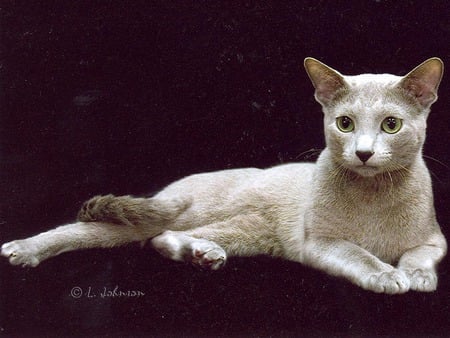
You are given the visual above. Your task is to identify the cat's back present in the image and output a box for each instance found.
[156,162,317,229]
[231,162,317,207]
[158,162,316,200]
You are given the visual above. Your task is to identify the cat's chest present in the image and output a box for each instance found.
[308,190,429,263]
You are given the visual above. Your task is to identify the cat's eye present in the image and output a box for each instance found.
[336,116,354,133]
[381,117,402,134]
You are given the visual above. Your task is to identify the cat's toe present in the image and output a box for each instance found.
[191,243,227,270]
[403,269,437,292]
[1,240,41,267]
[365,269,410,294]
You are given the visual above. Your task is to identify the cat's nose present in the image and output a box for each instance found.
[356,150,374,163]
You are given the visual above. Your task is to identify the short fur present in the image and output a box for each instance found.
[2,58,447,294]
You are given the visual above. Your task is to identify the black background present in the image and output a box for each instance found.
[1,1,450,337]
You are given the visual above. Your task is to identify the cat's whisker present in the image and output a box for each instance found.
[375,171,400,228]
[334,167,345,190]
[328,164,348,190]
[423,155,449,169]
[427,169,442,183]
[386,171,396,214]
[386,160,412,177]
[295,148,323,160]
[341,167,351,190]
[421,155,446,183]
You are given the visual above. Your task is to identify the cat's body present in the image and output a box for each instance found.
[2,58,447,294]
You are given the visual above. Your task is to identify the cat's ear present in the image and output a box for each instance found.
[399,58,444,108]
[304,58,347,106]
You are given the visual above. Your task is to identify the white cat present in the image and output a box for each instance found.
[2,58,447,294]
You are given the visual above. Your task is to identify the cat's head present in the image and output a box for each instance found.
[304,58,443,177]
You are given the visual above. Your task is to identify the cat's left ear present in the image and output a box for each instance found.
[399,58,444,108]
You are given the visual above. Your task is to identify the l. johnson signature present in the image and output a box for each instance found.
[70,286,145,299]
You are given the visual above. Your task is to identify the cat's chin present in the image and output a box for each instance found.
[350,165,381,177]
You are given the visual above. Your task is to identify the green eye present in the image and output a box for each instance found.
[336,116,354,132]
[381,117,402,134]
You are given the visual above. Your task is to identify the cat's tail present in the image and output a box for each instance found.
[77,194,191,227]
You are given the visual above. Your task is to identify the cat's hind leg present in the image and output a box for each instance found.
[152,231,227,270]
[2,194,192,267]
[151,214,280,270]
[1,221,157,267]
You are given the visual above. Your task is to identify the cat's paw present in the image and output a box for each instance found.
[1,240,41,267]
[364,269,410,294]
[402,268,437,292]
[191,242,226,270]
[152,231,227,270]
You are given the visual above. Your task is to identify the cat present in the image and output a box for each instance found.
[2,58,447,294]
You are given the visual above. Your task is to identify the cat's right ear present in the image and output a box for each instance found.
[304,58,347,106]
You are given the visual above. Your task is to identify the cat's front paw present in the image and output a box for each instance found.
[402,268,437,292]
[1,240,41,267]
[364,269,410,294]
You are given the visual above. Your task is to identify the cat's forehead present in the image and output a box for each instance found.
[334,98,406,118]
[343,74,406,109]
[330,74,412,118]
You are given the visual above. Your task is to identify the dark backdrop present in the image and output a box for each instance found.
[1,1,450,337]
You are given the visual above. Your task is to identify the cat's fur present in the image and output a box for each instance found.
[2,58,447,294]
